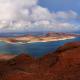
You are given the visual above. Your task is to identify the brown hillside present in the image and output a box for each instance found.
[0,41,80,80]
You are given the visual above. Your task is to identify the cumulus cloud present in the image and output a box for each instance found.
[31,6,52,21]
[0,0,37,21]
[0,0,79,33]
[54,10,77,19]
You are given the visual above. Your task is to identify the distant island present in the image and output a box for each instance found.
[0,32,79,44]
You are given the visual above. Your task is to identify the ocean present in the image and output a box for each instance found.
[0,37,80,57]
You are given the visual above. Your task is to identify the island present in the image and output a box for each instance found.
[0,32,79,44]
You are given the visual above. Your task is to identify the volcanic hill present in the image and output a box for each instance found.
[0,41,80,80]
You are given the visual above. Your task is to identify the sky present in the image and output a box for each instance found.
[0,0,80,33]
[39,0,80,13]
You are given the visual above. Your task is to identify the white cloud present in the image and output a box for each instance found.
[28,21,80,32]
[0,0,37,21]
[55,10,77,19]
[0,0,79,33]
[30,6,52,21]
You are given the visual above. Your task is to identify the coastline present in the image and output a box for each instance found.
[0,36,76,44]
[0,36,78,60]
[0,54,16,60]
[27,36,76,43]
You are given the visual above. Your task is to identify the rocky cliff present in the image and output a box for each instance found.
[0,41,80,80]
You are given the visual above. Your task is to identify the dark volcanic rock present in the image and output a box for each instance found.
[0,41,80,80]
[55,41,80,53]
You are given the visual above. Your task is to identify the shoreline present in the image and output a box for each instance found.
[0,54,16,60]
[0,36,76,44]
[27,36,76,43]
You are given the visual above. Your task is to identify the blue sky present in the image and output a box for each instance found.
[39,0,80,14]
[0,0,80,33]
[38,0,80,32]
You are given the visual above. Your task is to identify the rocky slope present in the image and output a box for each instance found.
[0,41,80,80]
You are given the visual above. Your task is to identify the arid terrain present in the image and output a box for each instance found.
[0,32,78,44]
[0,41,80,80]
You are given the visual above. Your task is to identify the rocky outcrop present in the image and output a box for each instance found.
[0,41,80,80]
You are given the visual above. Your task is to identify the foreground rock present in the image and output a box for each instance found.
[0,41,80,80]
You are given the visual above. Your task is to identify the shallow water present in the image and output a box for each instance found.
[0,37,80,57]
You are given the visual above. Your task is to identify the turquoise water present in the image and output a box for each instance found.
[0,37,80,57]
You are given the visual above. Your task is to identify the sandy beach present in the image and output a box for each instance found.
[0,35,76,44]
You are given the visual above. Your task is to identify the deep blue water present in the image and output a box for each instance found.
[0,37,80,57]
[0,31,80,37]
